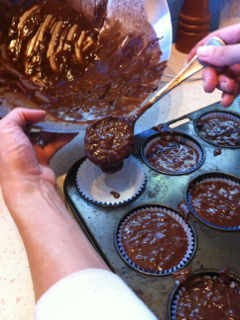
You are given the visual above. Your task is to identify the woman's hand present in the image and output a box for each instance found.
[188,23,240,107]
[0,108,76,200]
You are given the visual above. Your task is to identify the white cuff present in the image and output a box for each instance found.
[34,269,157,320]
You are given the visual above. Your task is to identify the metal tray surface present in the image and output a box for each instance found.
[64,99,240,320]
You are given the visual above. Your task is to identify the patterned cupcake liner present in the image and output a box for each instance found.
[186,172,240,231]
[141,131,205,175]
[194,110,240,148]
[168,269,240,320]
[76,155,146,207]
[115,204,197,276]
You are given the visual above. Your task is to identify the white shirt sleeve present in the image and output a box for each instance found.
[34,269,158,320]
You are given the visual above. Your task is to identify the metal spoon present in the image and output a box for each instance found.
[85,37,225,173]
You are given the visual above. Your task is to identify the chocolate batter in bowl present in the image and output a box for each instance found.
[168,269,240,320]
[0,0,172,132]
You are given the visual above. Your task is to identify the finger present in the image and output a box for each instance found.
[202,67,218,93]
[217,74,235,94]
[221,92,235,108]
[228,63,240,78]
[197,44,240,67]
[188,23,240,61]
[233,82,239,98]
[41,133,78,163]
[3,108,46,129]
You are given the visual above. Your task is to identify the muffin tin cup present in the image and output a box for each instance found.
[141,131,205,175]
[76,155,146,207]
[168,269,240,320]
[194,110,240,148]
[185,172,240,231]
[115,204,197,276]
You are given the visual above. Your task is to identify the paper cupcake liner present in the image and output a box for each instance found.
[116,205,197,276]
[195,111,240,148]
[186,173,240,231]
[169,270,240,320]
[76,155,146,207]
[141,132,204,175]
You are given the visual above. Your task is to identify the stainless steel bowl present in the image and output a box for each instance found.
[0,0,172,132]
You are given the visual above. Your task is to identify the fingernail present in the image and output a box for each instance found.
[197,46,214,58]
[221,82,230,93]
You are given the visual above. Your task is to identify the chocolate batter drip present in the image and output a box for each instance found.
[172,267,192,285]
[213,146,222,156]
[177,202,190,223]
[110,191,120,199]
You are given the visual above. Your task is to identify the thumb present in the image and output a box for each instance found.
[197,44,240,67]
[5,108,46,129]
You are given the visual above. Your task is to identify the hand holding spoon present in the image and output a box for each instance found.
[85,37,225,173]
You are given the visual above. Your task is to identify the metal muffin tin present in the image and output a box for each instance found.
[64,98,240,320]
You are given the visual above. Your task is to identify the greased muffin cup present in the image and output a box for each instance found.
[186,172,240,231]
[115,204,197,276]
[141,131,204,175]
[76,155,146,207]
[168,269,240,320]
[194,111,240,148]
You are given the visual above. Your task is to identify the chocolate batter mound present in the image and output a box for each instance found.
[196,116,240,147]
[189,180,240,228]
[175,274,240,320]
[120,210,189,272]
[85,116,134,173]
[0,1,166,122]
[145,137,200,174]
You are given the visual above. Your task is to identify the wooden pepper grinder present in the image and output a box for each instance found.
[175,0,210,54]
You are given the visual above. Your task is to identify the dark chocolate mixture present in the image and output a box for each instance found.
[110,191,120,199]
[177,201,190,223]
[190,180,240,228]
[196,116,240,147]
[176,274,240,320]
[146,137,199,173]
[213,146,222,156]
[0,0,166,123]
[85,116,134,173]
[121,210,188,272]
[172,267,193,285]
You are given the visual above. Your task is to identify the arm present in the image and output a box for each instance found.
[187,23,240,107]
[0,108,109,302]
